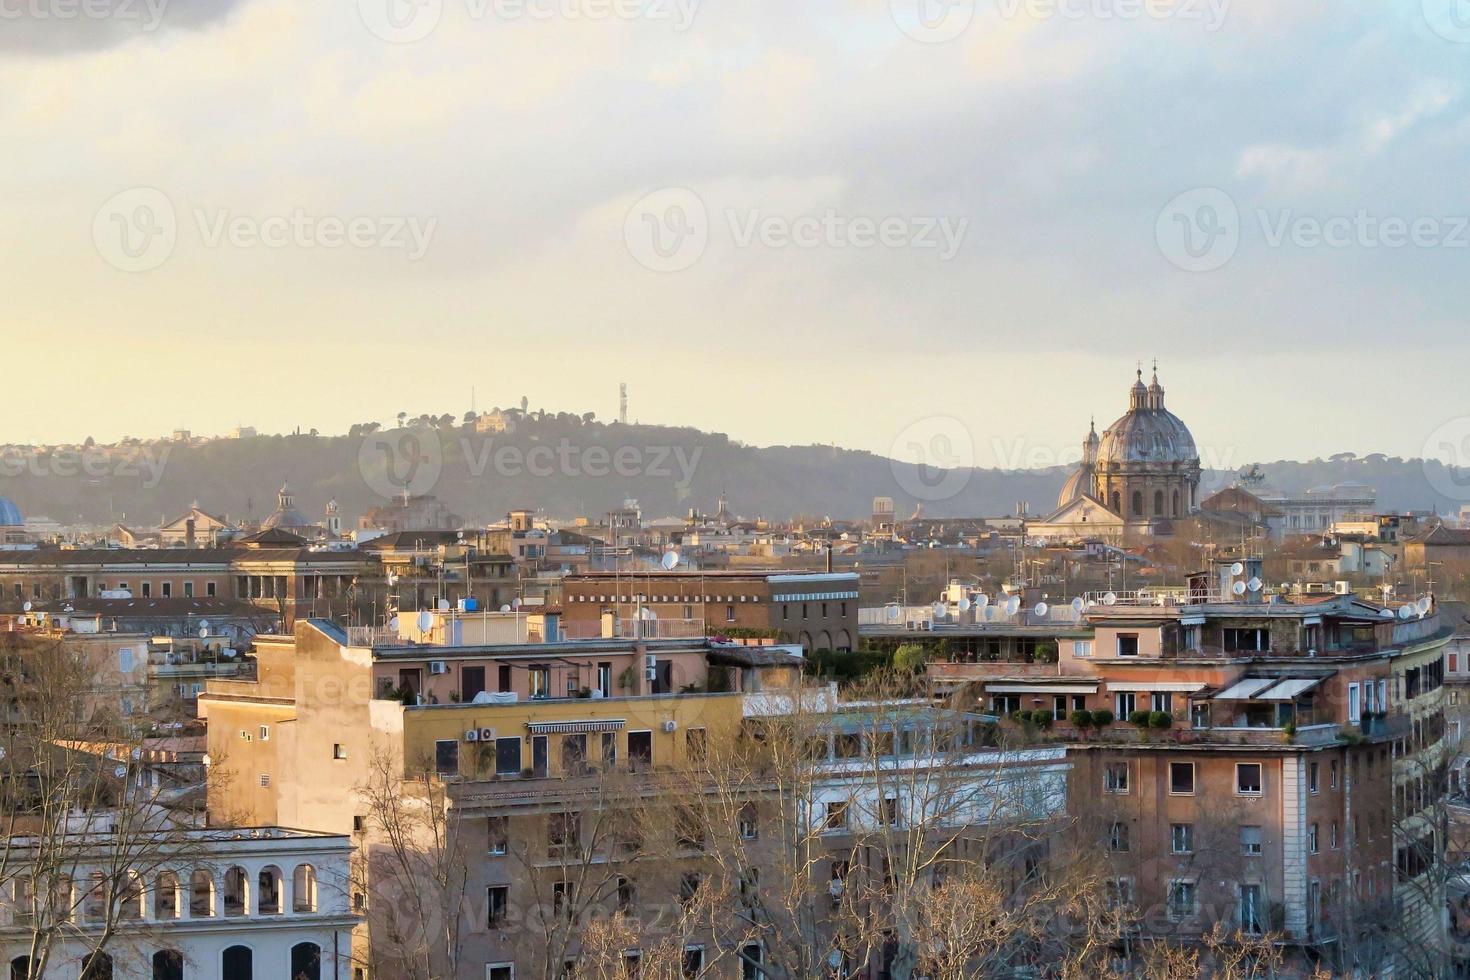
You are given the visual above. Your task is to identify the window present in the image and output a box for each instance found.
[1241,825,1263,856]
[1171,823,1194,854]
[1169,762,1195,795]
[601,731,617,768]
[738,804,758,841]
[1150,692,1172,714]
[495,737,522,777]
[1236,763,1262,795]
[207,582,217,597]
[726,605,735,623]
[682,946,704,979]
[880,796,899,827]
[1114,692,1136,718]
[333,743,347,760]
[487,816,508,855]
[435,740,460,777]
[529,667,550,698]
[1104,762,1129,794]
[548,812,580,858]
[1308,823,1319,854]
[627,731,653,769]
[487,886,508,927]
[1105,878,1133,910]
[1223,628,1267,653]
[824,800,849,832]
[1348,682,1361,724]
[561,734,588,774]
[1330,760,1339,789]
[1309,761,1319,793]
[161,582,172,597]
[462,666,486,700]
[1117,634,1139,657]
[552,880,576,919]
[1108,821,1129,852]
[1331,820,1339,849]
[353,815,366,833]
[1239,884,1263,934]
[1167,880,1196,920]
[1073,640,1093,658]
[739,943,764,980]
[487,967,513,980]
[183,582,194,598]
[686,728,707,762]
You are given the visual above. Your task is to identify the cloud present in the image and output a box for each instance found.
[0,0,248,56]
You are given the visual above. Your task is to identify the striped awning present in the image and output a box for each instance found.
[1106,681,1208,693]
[525,719,626,735]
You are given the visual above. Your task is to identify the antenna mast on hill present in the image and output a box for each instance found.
[620,383,628,425]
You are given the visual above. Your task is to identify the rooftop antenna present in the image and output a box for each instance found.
[619,382,628,425]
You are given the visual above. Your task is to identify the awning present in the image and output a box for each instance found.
[1254,678,1323,701]
[1180,615,1206,627]
[986,684,1097,695]
[526,719,626,734]
[1107,681,1209,693]
[1213,678,1278,700]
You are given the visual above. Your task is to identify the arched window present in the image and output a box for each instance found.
[82,872,107,922]
[257,866,283,915]
[1153,490,1165,516]
[292,865,318,913]
[816,631,831,651]
[152,950,183,980]
[119,873,144,921]
[80,952,113,980]
[221,945,252,980]
[223,867,249,917]
[10,957,30,980]
[154,872,180,919]
[1173,490,1181,517]
[189,870,214,917]
[1110,491,1121,513]
[1131,491,1143,517]
[290,943,322,980]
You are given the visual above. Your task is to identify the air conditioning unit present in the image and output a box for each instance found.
[429,661,449,675]
[645,654,656,669]
[645,667,657,681]
[1334,581,1351,595]
[464,729,480,742]
[479,727,494,742]
[661,721,677,733]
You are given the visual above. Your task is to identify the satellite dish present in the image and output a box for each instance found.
[199,627,209,639]
[499,604,511,613]
[1247,577,1263,593]
[957,597,971,612]
[1033,602,1049,617]
[1005,595,1022,616]
[21,602,30,612]
[1071,597,1085,614]
[416,610,434,632]
[113,765,126,779]
[931,601,947,619]
[437,598,450,611]
[1232,581,1248,596]
[1103,592,1117,606]
[983,606,996,621]
[1417,596,1433,615]
[1230,562,1245,577]
[1399,605,1415,621]
[511,598,522,610]
[199,619,210,630]
[885,604,900,622]
[975,593,989,609]
[388,615,399,631]
[661,551,679,570]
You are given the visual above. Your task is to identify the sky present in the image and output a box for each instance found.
[5,0,1470,471]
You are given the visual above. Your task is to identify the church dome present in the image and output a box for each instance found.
[1096,369,1198,467]
[1057,465,1092,507]
[262,482,312,529]
[0,499,21,527]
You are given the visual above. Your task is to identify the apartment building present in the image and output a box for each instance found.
[559,570,860,652]
[0,827,356,980]
[915,562,1452,974]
